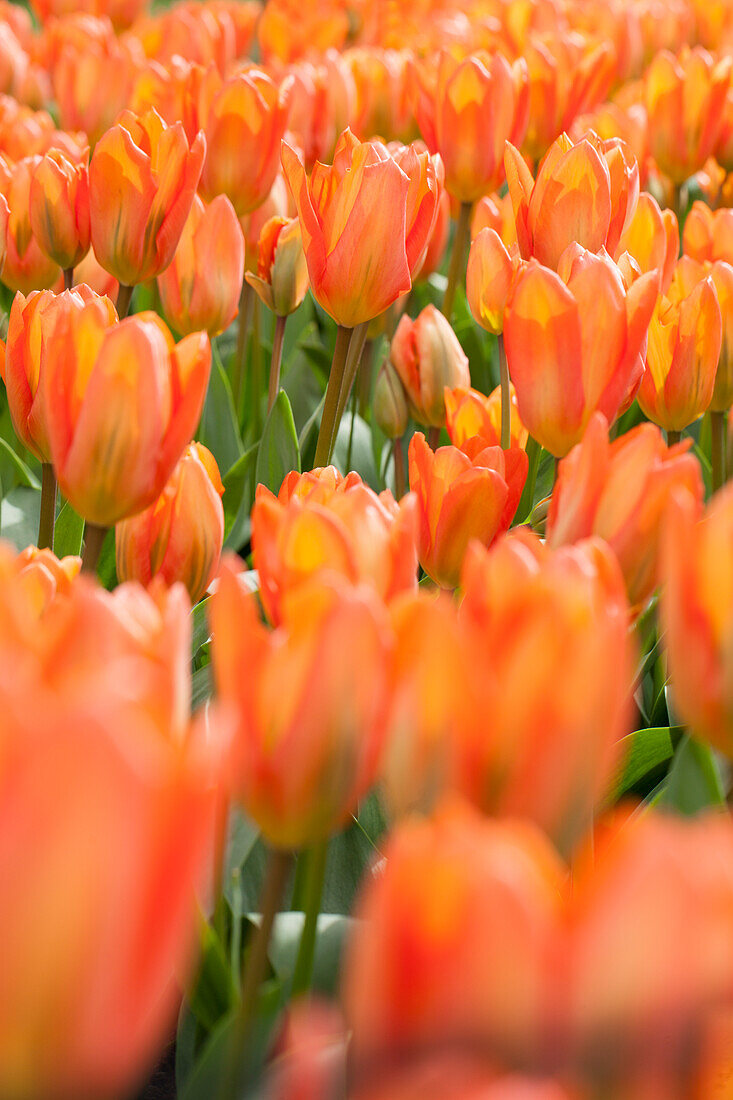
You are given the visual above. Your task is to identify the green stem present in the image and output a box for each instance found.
[667,429,681,446]
[81,523,107,575]
[63,267,74,292]
[290,840,329,998]
[711,409,727,492]
[116,283,134,319]
[233,283,254,413]
[313,325,353,468]
[250,298,263,440]
[268,314,287,413]
[345,386,357,472]
[38,463,56,551]
[516,434,541,523]
[333,321,369,439]
[442,201,472,321]
[393,436,406,498]
[498,333,510,451]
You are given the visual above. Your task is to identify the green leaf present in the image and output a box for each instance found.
[94,526,118,591]
[191,597,211,657]
[661,734,727,816]
[222,442,258,551]
[515,435,542,524]
[255,390,300,495]
[54,500,85,558]
[0,437,40,489]
[187,920,238,1032]
[321,793,386,915]
[191,665,213,712]
[332,411,379,488]
[199,354,243,474]
[609,726,681,802]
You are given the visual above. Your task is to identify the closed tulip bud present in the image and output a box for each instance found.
[282,131,416,328]
[373,360,409,440]
[413,50,529,204]
[471,191,516,248]
[683,200,733,265]
[1,284,111,463]
[445,383,528,452]
[210,564,392,849]
[29,148,90,273]
[548,412,704,609]
[408,432,527,589]
[252,466,418,625]
[661,485,733,756]
[89,108,206,288]
[199,69,291,216]
[505,244,658,456]
[616,192,678,294]
[505,132,613,271]
[44,305,211,527]
[390,305,470,427]
[638,265,722,433]
[0,155,61,293]
[467,226,524,336]
[644,47,732,185]
[245,215,308,317]
[116,442,224,605]
[158,193,244,337]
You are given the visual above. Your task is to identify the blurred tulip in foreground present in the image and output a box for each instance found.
[390,305,469,428]
[245,215,309,317]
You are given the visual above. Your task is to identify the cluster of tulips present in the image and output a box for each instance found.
[2,0,733,1097]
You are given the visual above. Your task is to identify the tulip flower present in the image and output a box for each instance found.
[644,47,732,185]
[251,466,418,626]
[347,47,414,146]
[390,305,470,428]
[408,432,527,589]
[458,531,633,851]
[683,201,733,266]
[198,69,291,217]
[466,226,524,336]
[0,155,61,293]
[244,215,308,318]
[616,191,678,294]
[413,50,529,204]
[28,148,90,278]
[373,361,409,440]
[11,546,81,616]
[157,193,244,337]
[504,244,658,456]
[638,265,722,434]
[444,384,528,452]
[548,412,704,609]
[258,0,349,65]
[89,108,206,301]
[414,186,450,282]
[388,141,445,281]
[43,303,210,529]
[471,192,517,248]
[661,485,733,756]
[671,255,733,416]
[282,131,416,328]
[286,54,356,170]
[210,564,392,849]
[116,442,224,605]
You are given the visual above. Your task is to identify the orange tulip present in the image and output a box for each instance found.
[240,172,292,275]
[671,254,733,414]
[347,47,415,146]
[616,191,678,294]
[282,131,414,327]
[0,155,61,293]
[683,200,733,266]
[373,360,409,440]
[388,141,445,281]
[44,304,210,527]
[116,442,224,605]
[413,185,450,283]
[661,485,733,756]
[130,55,211,147]
[644,47,731,185]
[157,193,244,337]
[210,564,392,849]
[548,412,704,609]
[28,147,90,274]
[286,54,356,171]
[89,108,205,289]
[29,0,147,29]
[1,284,111,463]
[504,244,657,456]
[444,383,528,452]
[390,305,470,428]
[244,215,309,317]
[198,69,291,217]
[638,264,722,433]
[408,431,527,588]
[466,226,525,336]
[458,531,633,851]
[251,466,418,626]
[413,50,529,204]
[258,0,349,65]
[471,191,516,248]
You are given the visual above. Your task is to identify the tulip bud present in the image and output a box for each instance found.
[157,193,244,337]
[616,192,679,294]
[373,360,409,440]
[28,148,90,274]
[244,215,308,317]
[390,305,470,428]
[0,155,61,293]
[466,227,524,336]
[116,442,224,604]
[471,191,516,247]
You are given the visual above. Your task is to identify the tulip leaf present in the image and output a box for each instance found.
[333,410,380,488]
[608,726,683,803]
[191,597,212,657]
[515,436,542,524]
[188,919,238,1033]
[53,500,85,558]
[222,442,258,550]
[0,437,40,490]
[255,390,300,496]
[191,665,213,712]
[661,734,727,816]
[199,353,244,474]
[267,912,352,997]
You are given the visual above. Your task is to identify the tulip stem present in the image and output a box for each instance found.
[116,284,134,319]
[268,314,287,413]
[233,283,254,413]
[37,463,57,552]
[334,320,370,436]
[81,523,107,575]
[393,436,406,498]
[314,325,352,468]
[711,410,727,492]
[498,334,511,451]
[442,201,472,321]
[428,426,441,450]
[63,267,74,292]
[220,846,292,1099]
[250,298,263,440]
[291,839,329,998]
[667,429,681,446]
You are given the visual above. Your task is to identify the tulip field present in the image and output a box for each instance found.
[4,0,733,1096]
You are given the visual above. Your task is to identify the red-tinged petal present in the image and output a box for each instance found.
[548,412,608,545]
[529,140,612,269]
[504,140,533,260]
